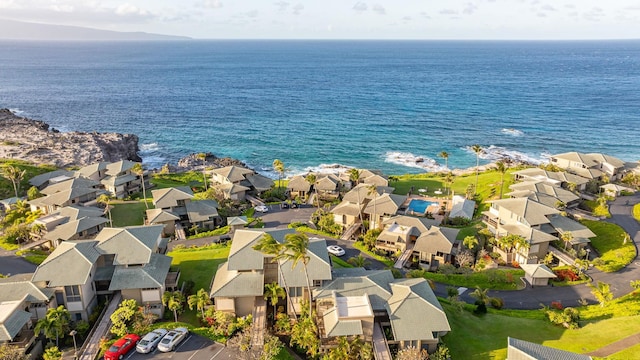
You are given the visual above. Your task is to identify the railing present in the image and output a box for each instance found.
[78,293,122,360]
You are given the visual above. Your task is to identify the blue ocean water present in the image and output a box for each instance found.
[0,40,639,176]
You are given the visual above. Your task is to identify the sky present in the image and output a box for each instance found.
[1,0,639,40]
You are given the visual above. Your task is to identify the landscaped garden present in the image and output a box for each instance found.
[110,200,148,227]
[411,267,525,290]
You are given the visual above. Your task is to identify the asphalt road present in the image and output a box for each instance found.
[0,253,37,276]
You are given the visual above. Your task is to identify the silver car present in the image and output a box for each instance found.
[136,328,168,353]
[157,327,189,352]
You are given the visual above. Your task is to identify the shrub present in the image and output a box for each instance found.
[274,313,292,335]
[489,297,504,310]
[546,307,580,329]
[406,269,428,278]
[511,260,520,268]
[473,302,487,315]
[550,301,563,310]
[554,268,579,282]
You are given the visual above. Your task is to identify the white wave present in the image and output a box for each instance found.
[501,128,524,136]
[8,108,25,115]
[464,145,545,165]
[139,142,160,152]
[141,155,166,169]
[384,151,447,172]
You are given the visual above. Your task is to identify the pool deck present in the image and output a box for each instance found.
[403,195,448,219]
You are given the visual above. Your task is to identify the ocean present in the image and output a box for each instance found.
[1,40,639,177]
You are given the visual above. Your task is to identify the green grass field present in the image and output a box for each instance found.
[110,201,148,227]
[634,203,640,223]
[419,268,525,290]
[167,244,231,292]
[0,159,57,199]
[581,220,636,272]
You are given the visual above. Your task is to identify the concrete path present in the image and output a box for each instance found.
[79,292,122,360]
[586,331,640,357]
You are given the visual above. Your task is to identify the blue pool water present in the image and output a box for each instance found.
[407,199,438,214]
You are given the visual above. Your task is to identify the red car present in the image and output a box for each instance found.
[104,334,141,360]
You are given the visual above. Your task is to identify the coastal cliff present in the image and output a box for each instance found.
[0,109,141,168]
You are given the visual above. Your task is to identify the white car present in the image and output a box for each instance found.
[157,327,188,352]
[327,245,346,257]
[136,328,167,353]
[255,205,269,213]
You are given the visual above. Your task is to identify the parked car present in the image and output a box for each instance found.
[136,328,168,353]
[327,245,346,257]
[255,205,269,213]
[157,327,189,352]
[105,334,141,360]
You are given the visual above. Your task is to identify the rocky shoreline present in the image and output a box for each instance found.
[0,109,247,171]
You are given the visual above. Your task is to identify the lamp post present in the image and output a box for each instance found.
[585,248,591,261]
[69,330,78,360]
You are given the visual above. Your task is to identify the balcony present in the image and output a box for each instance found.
[165,269,181,290]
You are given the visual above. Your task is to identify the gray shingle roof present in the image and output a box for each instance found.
[279,237,332,288]
[29,170,75,187]
[363,194,407,216]
[520,264,557,279]
[151,186,194,208]
[381,216,437,234]
[109,254,172,290]
[314,269,394,311]
[94,225,163,265]
[146,209,180,224]
[44,216,108,241]
[508,337,592,360]
[106,160,137,176]
[41,178,100,195]
[0,274,53,303]
[287,176,311,192]
[32,241,100,286]
[210,262,264,298]
[0,299,32,341]
[386,278,450,341]
[246,174,274,191]
[489,198,559,226]
[56,205,105,221]
[227,230,270,271]
[212,166,254,183]
[35,187,98,206]
[413,226,459,255]
[185,200,219,222]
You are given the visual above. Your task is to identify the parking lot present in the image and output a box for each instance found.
[121,334,231,360]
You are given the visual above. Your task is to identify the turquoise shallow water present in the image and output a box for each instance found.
[0,40,639,176]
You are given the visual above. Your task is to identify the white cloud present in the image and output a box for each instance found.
[197,0,223,9]
[541,4,556,11]
[440,9,458,15]
[372,4,386,15]
[274,1,289,12]
[583,6,605,21]
[292,3,304,15]
[463,2,478,15]
[115,3,149,16]
[353,2,367,13]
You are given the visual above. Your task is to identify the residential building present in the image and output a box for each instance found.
[210,229,332,317]
[412,226,460,270]
[101,160,143,199]
[549,152,627,181]
[363,193,407,230]
[600,183,635,198]
[507,181,580,209]
[150,186,220,232]
[210,165,274,200]
[28,178,100,215]
[286,175,312,200]
[507,337,592,360]
[520,264,557,287]
[449,195,476,219]
[512,168,589,192]
[28,170,75,190]
[375,216,437,253]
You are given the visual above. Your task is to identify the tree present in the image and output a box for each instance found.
[261,333,284,360]
[347,254,370,268]
[196,153,208,191]
[367,183,379,229]
[324,336,373,360]
[0,165,26,198]
[305,173,318,208]
[282,232,313,316]
[97,194,113,227]
[289,301,319,357]
[110,299,141,337]
[456,250,474,267]
[470,287,490,305]
[131,163,148,209]
[560,231,574,251]
[349,168,361,187]
[471,144,483,195]
[43,346,62,360]
[362,228,381,251]
[27,186,41,200]
[395,346,428,360]
[273,159,285,195]
[438,151,449,170]
[567,182,578,193]
[463,235,479,252]
[0,343,30,360]
[36,306,70,347]
[253,233,297,319]
[589,281,613,307]
[187,288,212,319]
[631,280,640,290]
[496,160,507,199]
[444,171,454,198]
[162,291,185,322]
[264,282,286,320]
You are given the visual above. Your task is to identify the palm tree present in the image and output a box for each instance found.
[438,151,449,170]
[97,194,113,227]
[162,291,185,322]
[282,232,313,316]
[463,235,479,252]
[348,168,361,187]
[0,165,27,198]
[273,159,285,195]
[470,287,490,305]
[196,153,208,191]
[305,173,318,208]
[496,160,507,199]
[589,281,613,307]
[264,282,286,319]
[444,172,454,198]
[34,316,56,345]
[40,306,70,347]
[471,144,483,196]
[187,288,212,318]
[253,233,297,319]
[347,255,370,268]
[131,163,148,209]
[366,183,379,229]
[561,231,574,251]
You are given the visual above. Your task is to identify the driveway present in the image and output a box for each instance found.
[125,334,226,360]
[0,253,37,276]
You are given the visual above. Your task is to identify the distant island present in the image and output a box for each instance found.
[0,19,191,41]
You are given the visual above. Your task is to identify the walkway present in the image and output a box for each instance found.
[586,331,640,357]
[79,292,122,360]
[372,323,392,360]
[251,296,267,347]
[393,242,414,269]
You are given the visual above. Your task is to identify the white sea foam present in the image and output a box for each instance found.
[501,128,524,136]
[464,145,545,165]
[8,108,24,115]
[384,151,447,172]
[139,142,160,152]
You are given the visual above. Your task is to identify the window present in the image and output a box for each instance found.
[313,280,323,287]
[75,313,82,321]
[65,285,81,303]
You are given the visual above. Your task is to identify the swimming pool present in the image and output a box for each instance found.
[406,199,438,214]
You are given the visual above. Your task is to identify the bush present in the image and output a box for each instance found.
[554,268,579,282]
[489,297,504,310]
[274,313,292,335]
[474,302,487,315]
[545,307,580,329]
[446,216,471,226]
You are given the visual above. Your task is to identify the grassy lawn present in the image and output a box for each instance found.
[110,201,148,227]
[16,249,50,265]
[330,255,354,268]
[167,243,231,293]
[443,300,640,359]
[352,241,394,267]
[0,159,57,199]
[417,268,524,290]
[634,203,640,223]
[583,199,611,218]
[455,221,485,240]
[581,220,636,272]
[150,171,204,190]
